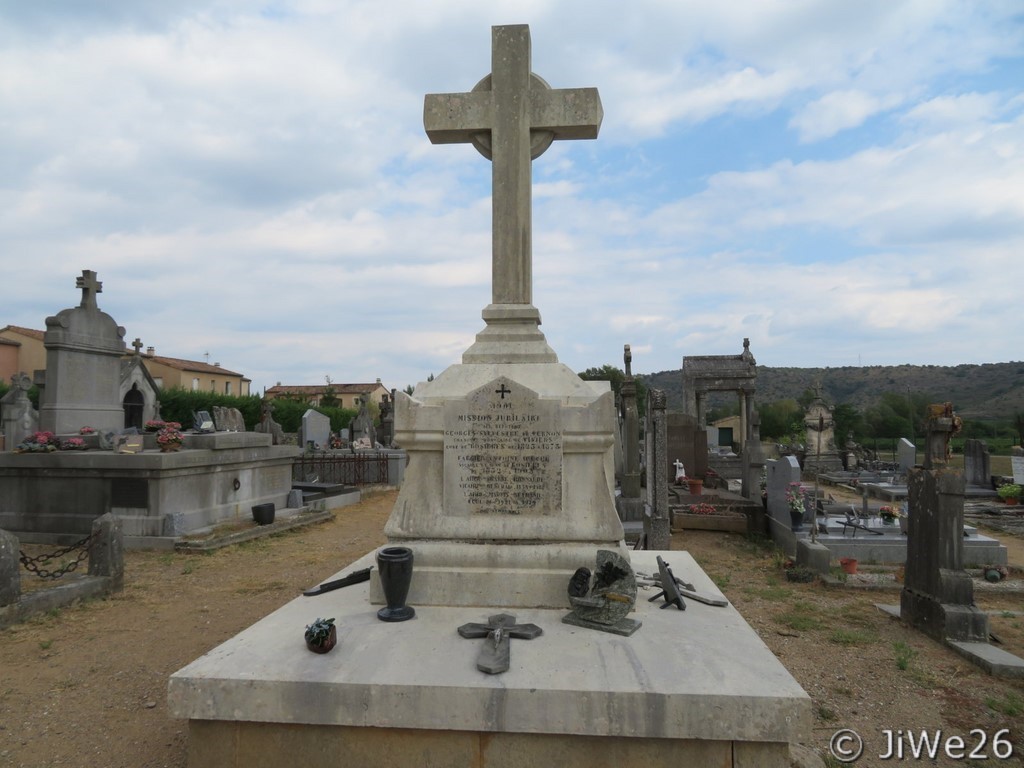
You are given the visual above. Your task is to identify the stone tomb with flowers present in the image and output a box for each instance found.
[169,25,810,767]
[0,271,296,545]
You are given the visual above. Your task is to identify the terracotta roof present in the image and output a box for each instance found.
[146,355,243,377]
[0,325,45,341]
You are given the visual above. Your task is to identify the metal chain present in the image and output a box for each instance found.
[19,530,99,580]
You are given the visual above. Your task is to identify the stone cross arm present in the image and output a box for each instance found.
[424,85,602,147]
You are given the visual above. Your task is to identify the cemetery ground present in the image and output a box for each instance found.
[1,489,1022,768]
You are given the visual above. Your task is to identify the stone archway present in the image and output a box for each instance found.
[123,383,144,430]
[681,338,757,451]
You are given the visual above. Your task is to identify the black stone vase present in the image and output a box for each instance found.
[376,546,415,622]
[789,507,803,532]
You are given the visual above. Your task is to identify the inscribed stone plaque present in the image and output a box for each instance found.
[1012,456,1024,485]
[443,378,562,516]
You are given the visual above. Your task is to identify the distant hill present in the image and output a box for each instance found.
[639,362,1024,421]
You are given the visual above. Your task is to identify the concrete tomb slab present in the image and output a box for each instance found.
[169,551,810,767]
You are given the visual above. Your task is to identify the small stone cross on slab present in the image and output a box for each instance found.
[457,613,542,674]
[76,270,102,310]
[424,25,602,307]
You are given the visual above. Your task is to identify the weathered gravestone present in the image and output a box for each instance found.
[897,437,917,474]
[801,385,843,473]
[253,399,285,445]
[350,397,377,448]
[0,528,20,606]
[963,438,990,487]
[666,412,707,485]
[1,373,38,449]
[901,407,988,643]
[39,270,127,434]
[299,409,330,450]
[766,456,802,533]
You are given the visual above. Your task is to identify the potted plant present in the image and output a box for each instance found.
[304,617,337,653]
[785,482,805,531]
[155,422,184,452]
[60,437,88,451]
[14,431,59,453]
[878,505,903,525]
[997,483,1021,505]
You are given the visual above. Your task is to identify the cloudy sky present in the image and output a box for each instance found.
[3,1,1022,395]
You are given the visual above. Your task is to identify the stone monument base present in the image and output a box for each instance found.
[367,540,631,608]
[169,550,810,768]
[0,434,297,544]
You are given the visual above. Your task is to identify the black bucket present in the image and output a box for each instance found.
[252,502,276,526]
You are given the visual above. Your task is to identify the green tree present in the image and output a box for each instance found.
[757,399,802,441]
[320,376,339,408]
[832,403,865,444]
[578,364,647,415]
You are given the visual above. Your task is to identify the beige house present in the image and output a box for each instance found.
[142,349,251,396]
[0,326,250,397]
[0,326,48,383]
[265,380,390,410]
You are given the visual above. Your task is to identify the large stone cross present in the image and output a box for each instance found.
[424,25,602,307]
[457,613,542,674]
[76,270,102,310]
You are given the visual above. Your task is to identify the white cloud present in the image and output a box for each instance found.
[790,90,901,142]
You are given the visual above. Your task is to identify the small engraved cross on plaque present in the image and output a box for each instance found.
[457,613,542,674]
[495,383,512,400]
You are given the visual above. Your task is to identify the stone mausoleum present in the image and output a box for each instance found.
[0,271,296,546]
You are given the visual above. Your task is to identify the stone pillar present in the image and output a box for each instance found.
[738,391,747,452]
[742,412,766,502]
[88,512,124,591]
[900,467,988,642]
[621,388,640,498]
[644,389,670,550]
[0,529,20,607]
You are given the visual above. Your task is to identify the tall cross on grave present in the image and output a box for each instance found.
[424,25,602,307]
[76,270,102,310]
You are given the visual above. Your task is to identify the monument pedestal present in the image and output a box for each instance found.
[169,550,810,768]
[381,351,630,609]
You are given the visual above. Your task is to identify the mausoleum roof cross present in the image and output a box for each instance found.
[76,270,102,310]
[132,338,144,355]
[424,25,602,307]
